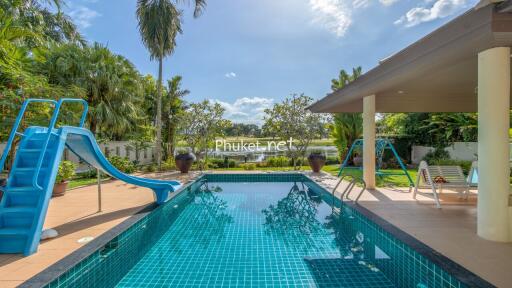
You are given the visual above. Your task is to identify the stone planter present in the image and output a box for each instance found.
[52,181,68,197]
[308,153,326,173]
[175,153,196,174]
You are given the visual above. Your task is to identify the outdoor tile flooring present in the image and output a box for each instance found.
[0,170,511,287]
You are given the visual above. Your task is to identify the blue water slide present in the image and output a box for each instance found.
[0,98,181,255]
[62,126,181,202]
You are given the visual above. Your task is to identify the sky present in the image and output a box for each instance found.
[64,0,478,125]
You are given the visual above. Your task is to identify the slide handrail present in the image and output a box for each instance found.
[32,98,89,189]
[0,99,58,175]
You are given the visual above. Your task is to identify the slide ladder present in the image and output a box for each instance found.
[0,99,181,255]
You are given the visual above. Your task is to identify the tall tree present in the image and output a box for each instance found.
[164,75,189,158]
[178,100,229,169]
[136,0,206,167]
[330,67,363,160]
[263,94,325,170]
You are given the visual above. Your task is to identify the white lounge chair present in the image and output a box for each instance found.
[414,161,469,208]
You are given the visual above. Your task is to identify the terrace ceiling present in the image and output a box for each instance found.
[308,2,512,113]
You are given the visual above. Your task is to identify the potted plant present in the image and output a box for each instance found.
[53,161,77,197]
[308,150,326,173]
[174,149,196,174]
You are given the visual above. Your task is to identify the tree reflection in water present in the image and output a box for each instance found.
[262,182,328,250]
[181,182,234,248]
[324,211,376,265]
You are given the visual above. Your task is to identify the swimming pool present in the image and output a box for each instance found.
[24,174,492,288]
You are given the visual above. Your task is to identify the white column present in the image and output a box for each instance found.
[363,95,376,189]
[477,47,511,242]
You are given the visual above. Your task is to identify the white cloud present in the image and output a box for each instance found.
[395,0,467,27]
[225,72,237,78]
[353,0,371,9]
[309,0,398,37]
[309,0,352,37]
[379,0,399,6]
[214,97,274,125]
[68,6,100,29]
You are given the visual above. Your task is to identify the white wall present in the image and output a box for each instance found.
[0,141,155,173]
[411,142,478,164]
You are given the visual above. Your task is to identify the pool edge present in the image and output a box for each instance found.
[20,172,496,288]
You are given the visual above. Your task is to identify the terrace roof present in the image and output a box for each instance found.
[308,1,512,113]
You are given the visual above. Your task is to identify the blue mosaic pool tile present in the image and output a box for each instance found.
[38,174,477,288]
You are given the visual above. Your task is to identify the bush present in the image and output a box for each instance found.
[256,161,267,168]
[76,169,97,179]
[266,156,290,167]
[325,156,340,165]
[422,147,450,163]
[145,164,156,173]
[56,161,77,183]
[240,163,256,170]
[288,158,304,167]
[161,158,176,171]
[108,156,136,173]
[208,158,237,169]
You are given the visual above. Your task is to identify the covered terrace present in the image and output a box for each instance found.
[309,1,512,243]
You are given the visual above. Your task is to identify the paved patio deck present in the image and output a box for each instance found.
[1,170,510,287]
[0,171,200,288]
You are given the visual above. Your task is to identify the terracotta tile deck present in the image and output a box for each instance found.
[1,170,511,287]
[0,171,200,288]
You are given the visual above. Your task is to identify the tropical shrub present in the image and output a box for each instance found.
[108,156,136,173]
[56,161,77,183]
[208,158,237,169]
[325,156,340,165]
[145,164,157,173]
[160,158,176,171]
[240,163,256,170]
[266,156,290,167]
[422,148,450,164]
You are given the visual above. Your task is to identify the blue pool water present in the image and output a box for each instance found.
[117,181,395,288]
[39,174,474,288]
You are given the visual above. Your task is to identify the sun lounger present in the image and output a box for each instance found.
[414,161,469,208]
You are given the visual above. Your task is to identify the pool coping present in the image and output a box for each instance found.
[21,172,495,288]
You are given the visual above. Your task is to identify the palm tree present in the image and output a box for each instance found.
[136,0,206,167]
[1,0,85,46]
[331,66,362,91]
[38,43,143,139]
[330,67,363,160]
[164,75,189,158]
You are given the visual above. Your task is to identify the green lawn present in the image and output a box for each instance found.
[68,176,111,189]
